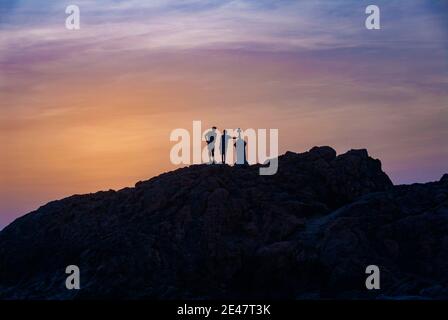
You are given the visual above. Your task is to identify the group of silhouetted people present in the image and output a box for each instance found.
[205,127,247,165]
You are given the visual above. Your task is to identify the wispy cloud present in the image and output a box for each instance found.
[1,0,447,61]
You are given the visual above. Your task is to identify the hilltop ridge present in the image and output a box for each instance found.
[0,146,447,299]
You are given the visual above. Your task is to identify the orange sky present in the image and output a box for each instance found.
[1,0,448,228]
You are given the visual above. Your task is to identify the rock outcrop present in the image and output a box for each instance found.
[0,146,446,299]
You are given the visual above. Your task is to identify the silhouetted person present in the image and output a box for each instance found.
[220,129,231,164]
[234,128,248,165]
[205,126,217,164]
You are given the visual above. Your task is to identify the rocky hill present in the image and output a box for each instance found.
[0,146,447,299]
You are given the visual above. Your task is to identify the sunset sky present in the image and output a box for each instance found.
[1,0,447,229]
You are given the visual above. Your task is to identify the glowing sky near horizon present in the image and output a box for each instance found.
[1,0,448,228]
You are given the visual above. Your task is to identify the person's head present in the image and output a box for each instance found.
[223,129,227,134]
[212,126,217,131]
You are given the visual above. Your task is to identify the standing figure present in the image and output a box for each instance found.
[220,129,231,164]
[204,126,217,164]
[234,128,248,165]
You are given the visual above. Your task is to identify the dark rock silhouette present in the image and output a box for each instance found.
[0,146,447,299]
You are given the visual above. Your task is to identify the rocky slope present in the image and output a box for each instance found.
[0,146,447,299]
